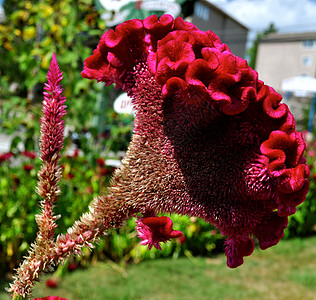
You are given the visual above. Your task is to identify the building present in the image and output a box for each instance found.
[191,0,248,58]
[0,5,5,23]
[256,32,316,91]
[256,31,316,130]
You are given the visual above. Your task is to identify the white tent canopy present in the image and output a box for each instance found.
[281,76,316,96]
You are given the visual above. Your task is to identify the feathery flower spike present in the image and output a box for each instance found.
[9,53,66,298]
[82,14,309,268]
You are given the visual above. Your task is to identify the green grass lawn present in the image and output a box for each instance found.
[1,236,316,300]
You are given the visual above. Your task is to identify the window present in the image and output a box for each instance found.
[302,56,312,67]
[194,2,210,21]
[302,39,316,49]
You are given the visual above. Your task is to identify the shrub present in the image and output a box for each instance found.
[0,147,224,275]
[285,131,316,237]
[0,149,115,275]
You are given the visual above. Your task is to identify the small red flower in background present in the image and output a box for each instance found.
[66,149,79,159]
[45,279,58,288]
[97,157,105,167]
[65,172,75,179]
[100,167,110,176]
[210,229,218,236]
[136,216,183,250]
[72,149,79,158]
[12,173,20,186]
[22,150,36,159]
[67,262,77,271]
[307,150,315,158]
[178,235,186,245]
[135,0,143,9]
[23,164,34,171]
[85,186,94,194]
[0,152,13,164]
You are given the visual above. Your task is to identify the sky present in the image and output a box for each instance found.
[209,0,316,42]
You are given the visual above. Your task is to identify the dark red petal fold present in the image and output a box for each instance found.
[254,212,288,250]
[263,91,288,119]
[225,237,255,268]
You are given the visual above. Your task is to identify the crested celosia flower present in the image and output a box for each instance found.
[81,14,309,268]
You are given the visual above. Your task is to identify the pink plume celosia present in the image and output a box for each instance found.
[9,14,311,299]
[9,53,66,298]
[40,53,66,162]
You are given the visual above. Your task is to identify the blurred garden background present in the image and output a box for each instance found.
[1,0,316,299]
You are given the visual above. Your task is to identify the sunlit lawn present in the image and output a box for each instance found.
[1,236,316,300]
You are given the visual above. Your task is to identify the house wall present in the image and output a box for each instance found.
[191,0,248,58]
[256,40,316,91]
[220,18,248,58]
[256,35,316,130]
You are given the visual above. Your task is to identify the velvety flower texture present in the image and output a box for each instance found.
[82,15,309,268]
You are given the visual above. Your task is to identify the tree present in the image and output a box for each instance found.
[248,23,277,70]
[0,0,107,149]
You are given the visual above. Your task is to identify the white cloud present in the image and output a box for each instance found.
[208,0,316,35]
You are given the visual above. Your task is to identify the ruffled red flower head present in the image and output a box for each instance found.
[82,15,309,268]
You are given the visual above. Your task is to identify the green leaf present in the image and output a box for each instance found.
[10,135,23,151]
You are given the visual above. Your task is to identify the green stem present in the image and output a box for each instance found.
[12,294,26,300]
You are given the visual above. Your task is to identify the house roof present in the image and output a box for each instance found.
[203,0,248,31]
[260,31,316,43]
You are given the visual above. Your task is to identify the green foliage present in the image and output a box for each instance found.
[0,0,107,145]
[90,215,223,265]
[285,132,316,237]
[0,156,39,274]
[7,236,316,300]
[248,23,277,69]
[0,148,224,275]
[0,149,116,275]
[103,109,133,153]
